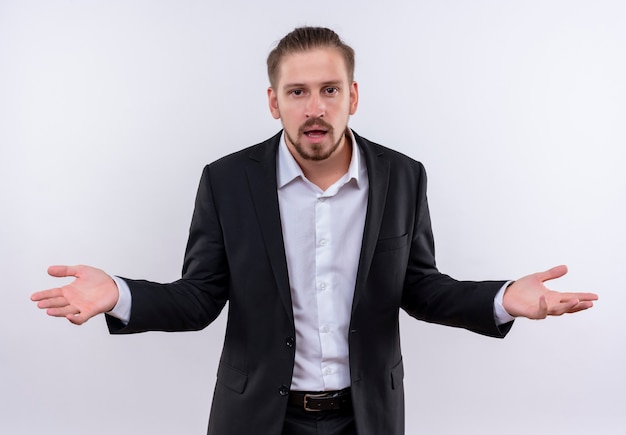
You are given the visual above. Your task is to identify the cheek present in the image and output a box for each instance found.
[280,106,306,125]
[279,115,304,135]
[332,98,352,114]
[281,113,300,127]
[331,103,351,123]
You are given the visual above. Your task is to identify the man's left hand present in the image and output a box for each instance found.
[503,265,598,319]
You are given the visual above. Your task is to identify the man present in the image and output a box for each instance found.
[31,27,597,435]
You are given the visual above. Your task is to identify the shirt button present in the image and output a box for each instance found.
[319,282,327,291]
[323,367,332,376]
[319,239,328,246]
[286,336,295,348]
[321,325,330,333]
[279,385,289,396]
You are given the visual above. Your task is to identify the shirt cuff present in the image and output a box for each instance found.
[107,275,132,325]
[494,281,516,325]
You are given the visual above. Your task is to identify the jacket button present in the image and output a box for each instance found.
[286,336,295,348]
[279,385,289,396]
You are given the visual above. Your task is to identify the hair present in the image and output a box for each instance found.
[266,26,355,89]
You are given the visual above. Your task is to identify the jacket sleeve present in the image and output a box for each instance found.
[400,162,513,338]
[107,164,230,334]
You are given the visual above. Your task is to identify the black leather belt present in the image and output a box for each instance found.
[288,388,352,412]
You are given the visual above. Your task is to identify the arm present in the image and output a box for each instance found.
[31,165,231,330]
[399,162,511,337]
[399,162,597,335]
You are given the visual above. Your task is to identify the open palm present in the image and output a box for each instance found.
[31,265,119,325]
[503,265,598,319]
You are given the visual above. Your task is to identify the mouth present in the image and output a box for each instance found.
[303,129,328,138]
[298,118,333,144]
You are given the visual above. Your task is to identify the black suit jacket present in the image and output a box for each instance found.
[107,131,512,435]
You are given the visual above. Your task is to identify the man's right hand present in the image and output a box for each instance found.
[31,265,119,325]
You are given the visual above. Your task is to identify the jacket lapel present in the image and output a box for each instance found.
[242,130,390,321]
[245,132,294,323]
[352,132,390,313]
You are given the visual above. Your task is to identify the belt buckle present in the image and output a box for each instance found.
[303,392,327,412]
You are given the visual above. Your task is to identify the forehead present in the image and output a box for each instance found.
[277,47,350,88]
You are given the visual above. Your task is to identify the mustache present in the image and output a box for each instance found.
[298,117,334,135]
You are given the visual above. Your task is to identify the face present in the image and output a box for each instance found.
[268,47,359,162]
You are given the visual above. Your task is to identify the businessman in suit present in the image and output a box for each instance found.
[32,27,597,435]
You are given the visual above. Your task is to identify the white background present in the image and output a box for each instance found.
[1,1,624,434]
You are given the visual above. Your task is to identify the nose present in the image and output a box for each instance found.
[305,94,325,118]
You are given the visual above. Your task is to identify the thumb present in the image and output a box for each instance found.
[537,294,548,319]
[48,265,80,278]
[537,265,568,283]
[66,312,91,325]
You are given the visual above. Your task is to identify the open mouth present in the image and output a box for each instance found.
[299,118,333,142]
[304,129,328,138]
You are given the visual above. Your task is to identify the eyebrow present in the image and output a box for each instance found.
[282,80,344,90]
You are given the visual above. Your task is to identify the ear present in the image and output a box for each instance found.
[349,81,359,115]
[267,87,281,119]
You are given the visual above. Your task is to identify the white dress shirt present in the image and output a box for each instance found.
[277,130,368,391]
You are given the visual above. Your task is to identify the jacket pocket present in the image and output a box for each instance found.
[390,359,404,390]
[375,234,409,253]
[216,362,248,394]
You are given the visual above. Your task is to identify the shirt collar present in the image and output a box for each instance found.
[277,129,364,189]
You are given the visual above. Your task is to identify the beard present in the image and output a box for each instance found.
[284,117,345,162]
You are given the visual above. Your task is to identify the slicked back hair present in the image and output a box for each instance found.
[267,27,355,89]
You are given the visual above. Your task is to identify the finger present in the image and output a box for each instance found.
[547,299,580,316]
[573,292,599,302]
[36,296,70,309]
[47,265,81,278]
[31,288,64,302]
[46,305,81,318]
[537,295,548,319]
[537,265,568,283]
[556,292,599,303]
[567,300,595,313]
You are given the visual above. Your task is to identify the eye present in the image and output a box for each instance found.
[324,87,338,95]
[289,89,304,96]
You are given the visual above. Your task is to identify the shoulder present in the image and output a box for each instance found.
[199,131,281,179]
[353,130,427,175]
[211,131,281,168]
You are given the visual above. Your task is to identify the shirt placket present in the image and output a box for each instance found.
[315,193,335,387]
